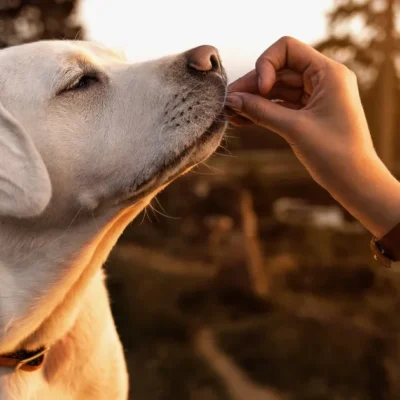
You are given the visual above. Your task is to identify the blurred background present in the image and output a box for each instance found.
[1,0,400,399]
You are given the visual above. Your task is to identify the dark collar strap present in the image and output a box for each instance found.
[0,346,49,372]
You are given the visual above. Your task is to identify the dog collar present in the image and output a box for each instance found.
[0,346,49,372]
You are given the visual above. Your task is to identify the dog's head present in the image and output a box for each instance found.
[0,41,227,220]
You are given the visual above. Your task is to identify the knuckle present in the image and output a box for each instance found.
[326,61,359,91]
[339,63,350,75]
[340,65,358,84]
[326,60,355,80]
[347,68,358,82]
[333,61,353,77]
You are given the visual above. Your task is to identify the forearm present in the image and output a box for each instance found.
[327,152,400,238]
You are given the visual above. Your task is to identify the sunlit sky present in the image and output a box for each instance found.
[81,0,334,80]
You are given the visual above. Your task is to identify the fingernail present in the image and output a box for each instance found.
[225,94,243,111]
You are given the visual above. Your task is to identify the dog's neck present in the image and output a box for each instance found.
[0,196,151,354]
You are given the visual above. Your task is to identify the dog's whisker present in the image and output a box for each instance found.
[149,202,180,220]
[139,206,152,225]
[154,196,168,216]
[158,123,167,141]
[217,144,234,157]
[214,151,236,158]
[91,210,101,232]
[148,204,160,222]
[138,208,147,225]
[190,169,219,176]
[198,161,221,174]
[223,134,237,140]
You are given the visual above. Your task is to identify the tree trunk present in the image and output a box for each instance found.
[377,58,397,170]
[377,0,397,171]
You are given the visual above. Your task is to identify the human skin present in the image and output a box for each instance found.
[226,36,400,239]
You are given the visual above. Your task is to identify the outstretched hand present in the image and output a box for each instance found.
[226,37,400,238]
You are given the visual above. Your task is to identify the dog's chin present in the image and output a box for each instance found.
[163,113,227,175]
[120,112,227,206]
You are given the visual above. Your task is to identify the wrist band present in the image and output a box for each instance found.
[370,222,400,269]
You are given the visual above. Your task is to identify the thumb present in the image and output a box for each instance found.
[226,92,298,138]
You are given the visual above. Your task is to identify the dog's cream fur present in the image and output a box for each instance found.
[0,40,227,399]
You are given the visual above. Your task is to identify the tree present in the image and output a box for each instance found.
[0,0,83,48]
[315,0,400,171]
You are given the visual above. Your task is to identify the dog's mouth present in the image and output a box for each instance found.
[117,109,227,206]
[158,110,227,175]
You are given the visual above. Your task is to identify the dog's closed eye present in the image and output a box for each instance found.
[56,71,101,95]
[64,74,99,92]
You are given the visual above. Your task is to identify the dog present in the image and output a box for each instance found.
[0,40,227,399]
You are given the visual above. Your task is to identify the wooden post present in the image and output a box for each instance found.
[240,190,269,297]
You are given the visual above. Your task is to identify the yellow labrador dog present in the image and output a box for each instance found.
[0,41,227,399]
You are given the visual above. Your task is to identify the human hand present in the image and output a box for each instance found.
[226,37,400,238]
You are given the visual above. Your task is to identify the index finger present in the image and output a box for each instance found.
[256,36,327,95]
[228,69,258,94]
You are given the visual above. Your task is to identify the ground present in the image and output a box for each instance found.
[105,152,400,399]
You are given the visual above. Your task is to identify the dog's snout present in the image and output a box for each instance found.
[186,45,221,74]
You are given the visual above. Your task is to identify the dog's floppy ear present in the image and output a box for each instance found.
[0,102,52,218]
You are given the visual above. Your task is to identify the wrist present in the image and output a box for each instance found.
[326,150,400,238]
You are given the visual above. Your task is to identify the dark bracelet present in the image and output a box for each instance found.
[370,237,394,268]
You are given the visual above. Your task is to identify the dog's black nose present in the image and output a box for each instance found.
[186,45,222,74]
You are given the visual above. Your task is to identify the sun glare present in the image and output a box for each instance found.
[81,0,334,80]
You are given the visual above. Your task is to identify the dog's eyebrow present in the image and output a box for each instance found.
[61,55,100,77]
[73,55,101,74]
[55,54,103,92]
